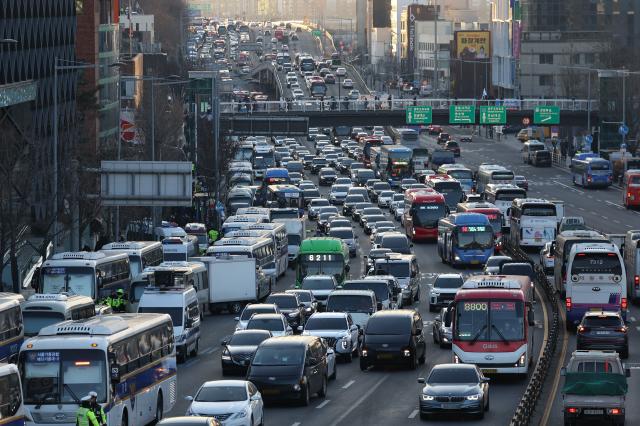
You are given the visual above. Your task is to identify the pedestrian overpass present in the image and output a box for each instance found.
[220,98,598,135]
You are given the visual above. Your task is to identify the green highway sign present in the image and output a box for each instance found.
[312,30,322,37]
[479,106,507,125]
[406,106,433,124]
[449,105,476,124]
[533,106,560,124]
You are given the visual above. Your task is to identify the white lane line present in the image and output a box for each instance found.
[578,207,585,211]
[342,380,356,389]
[602,216,608,220]
[329,375,389,426]
[554,181,584,194]
[291,423,301,426]
[316,400,331,409]
[605,200,625,209]
[408,409,419,419]
[613,219,621,224]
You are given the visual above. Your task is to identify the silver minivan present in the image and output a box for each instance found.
[326,289,377,328]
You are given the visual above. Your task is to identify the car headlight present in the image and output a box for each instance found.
[221,348,231,360]
[288,312,299,317]
[466,394,481,401]
[422,394,435,401]
[231,410,248,419]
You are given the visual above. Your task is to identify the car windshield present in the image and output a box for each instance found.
[330,229,354,239]
[381,236,409,251]
[240,307,275,321]
[374,262,410,278]
[343,281,389,301]
[302,277,335,290]
[229,332,270,346]
[252,347,304,366]
[305,317,347,330]
[365,317,410,334]
[428,368,478,384]
[138,307,183,326]
[373,183,391,191]
[345,195,365,204]
[267,295,298,309]
[196,385,247,402]
[434,276,464,289]
[448,170,473,180]
[311,200,330,207]
[327,295,374,313]
[247,318,284,331]
[583,316,623,328]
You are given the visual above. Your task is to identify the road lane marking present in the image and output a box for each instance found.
[342,380,355,389]
[329,375,389,426]
[605,200,624,209]
[542,283,567,426]
[316,400,331,409]
[291,423,301,426]
[408,409,419,419]
[554,181,584,194]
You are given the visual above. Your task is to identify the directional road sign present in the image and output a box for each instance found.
[533,106,560,125]
[406,106,433,124]
[449,105,476,124]
[585,134,593,144]
[619,124,629,136]
[312,30,322,37]
[479,106,507,125]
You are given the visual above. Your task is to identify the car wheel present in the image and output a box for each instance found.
[621,347,629,359]
[409,353,418,370]
[359,359,368,371]
[419,412,429,421]
[344,350,353,363]
[418,349,426,364]
[477,409,485,420]
[300,383,310,406]
[330,364,337,380]
[190,339,199,357]
[413,286,420,302]
[485,395,490,411]
[428,302,435,312]
[318,375,328,397]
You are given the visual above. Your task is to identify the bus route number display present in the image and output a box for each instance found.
[460,226,487,232]
[306,254,335,262]
[463,302,487,311]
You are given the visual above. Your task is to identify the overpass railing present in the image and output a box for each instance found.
[220,98,598,114]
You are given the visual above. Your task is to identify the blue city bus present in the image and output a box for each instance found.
[256,168,290,205]
[570,153,613,188]
[437,213,494,266]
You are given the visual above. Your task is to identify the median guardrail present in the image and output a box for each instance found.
[504,242,560,426]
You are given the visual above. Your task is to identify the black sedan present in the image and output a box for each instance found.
[576,311,628,358]
[220,330,272,375]
[319,168,338,185]
[418,364,490,420]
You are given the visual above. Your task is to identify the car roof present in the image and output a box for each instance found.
[158,418,219,426]
[370,309,415,319]
[303,274,335,280]
[309,312,348,319]
[431,363,477,371]
[232,329,272,337]
[436,273,463,279]
[201,380,248,388]
[244,303,277,310]
[249,313,284,320]
[329,289,375,296]
[260,335,320,347]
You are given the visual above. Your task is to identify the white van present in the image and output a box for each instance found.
[138,283,201,362]
[22,293,98,337]
[521,140,546,164]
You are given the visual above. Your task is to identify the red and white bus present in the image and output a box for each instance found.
[451,275,535,376]
[456,201,503,250]
[403,190,447,241]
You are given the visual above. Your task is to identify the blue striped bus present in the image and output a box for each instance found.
[570,153,613,188]
[19,314,176,426]
[0,363,24,426]
[0,293,24,364]
[437,213,494,266]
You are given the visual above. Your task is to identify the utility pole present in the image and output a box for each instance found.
[212,74,221,228]
[434,0,439,96]
[622,69,626,148]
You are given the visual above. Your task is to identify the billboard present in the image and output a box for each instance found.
[406,5,436,76]
[372,0,391,28]
[454,31,491,60]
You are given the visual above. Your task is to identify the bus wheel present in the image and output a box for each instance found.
[153,393,163,425]
[121,410,128,426]
[229,302,243,314]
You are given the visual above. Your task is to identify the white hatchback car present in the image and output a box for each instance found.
[186,380,264,426]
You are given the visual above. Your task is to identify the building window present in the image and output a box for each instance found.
[570,54,580,65]
[584,53,595,64]
[539,54,554,64]
[539,75,554,86]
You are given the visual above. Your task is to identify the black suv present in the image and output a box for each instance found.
[266,292,306,329]
[247,336,330,405]
[360,310,426,370]
[577,311,629,358]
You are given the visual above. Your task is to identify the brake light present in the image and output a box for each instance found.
[635,275,639,289]
[621,297,628,311]
[577,325,588,333]
[587,176,592,183]
[566,297,572,311]
[563,271,567,283]
[566,407,578,414]
[610,408,621,415]
[617,327,628,333]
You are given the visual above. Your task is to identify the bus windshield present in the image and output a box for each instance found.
[456,227,494,250]
[589,161,610,171]
[495,190,526,201]
[571,253,622,275]
[23,311,65,337]
[299,256,344,280]
[22,349,107,404]
[448,170,473,180]
[41,267,96,299]
[411,204,446,227]
[455,300,524,342]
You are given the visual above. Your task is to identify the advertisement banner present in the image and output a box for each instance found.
[120,109,143,145]
[454,31,491,60]
[512,21,521,59]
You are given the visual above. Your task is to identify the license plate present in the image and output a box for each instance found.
[535,237,541,242]
[441,403,457,409]
[262,389,280,395]
[595,331,610,335]
[377,353,393,360]
[584,409,603,415]
[481,369,497,374]
[470,260,480,264]
[590,307,602,311]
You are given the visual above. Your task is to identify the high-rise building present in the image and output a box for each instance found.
[0,0,78,222]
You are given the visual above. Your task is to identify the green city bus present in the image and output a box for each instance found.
[296,237,350,286]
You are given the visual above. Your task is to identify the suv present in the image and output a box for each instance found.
[577,311,629,358]
[326,289,377,328]
[369,253,420,306]
[266,292,306,329]
[343,194,366,216]
[341,278,398,310]
[360,310,426,370]
[302,312,360,361]
[432,306,452,348]
[428,274,463,312]
[235,303,281,330]
[247,336,334,405]
[299,275,338,308]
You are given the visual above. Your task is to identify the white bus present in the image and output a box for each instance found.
[130,261,209,315]
[476,165,515,194]
[235,207,273,221]
[484,184,527,226]
[161,237,198,262]
[0,293,24,364]
[565,242,627,329]
[0,363,24,425]
[508,198,557,248]
[154,221,187,241]
[240,222,289,277]
[208,237,276,286]
[39,252,132,302]
[19,314,176,426]
[22,293,97,337]
[100,241,164,278]
[220,215,268,235]
[624,230,640,302]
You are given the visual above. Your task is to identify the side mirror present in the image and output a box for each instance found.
[345,264,350,272]
[250,394,261,401]
[185,396,194,402]
[417,377,425,384]
[297,325,304,332]
[626,368,631,378]
[358,328,364,335]
[110,364,121,384]
[481,377,490,383]
[234,317,240,321]
[560,367,567,376]
[350,324,358,331]
[220,336,231,346]
[415,328,423,335]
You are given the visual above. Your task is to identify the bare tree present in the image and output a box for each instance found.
[137,0,188,73]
